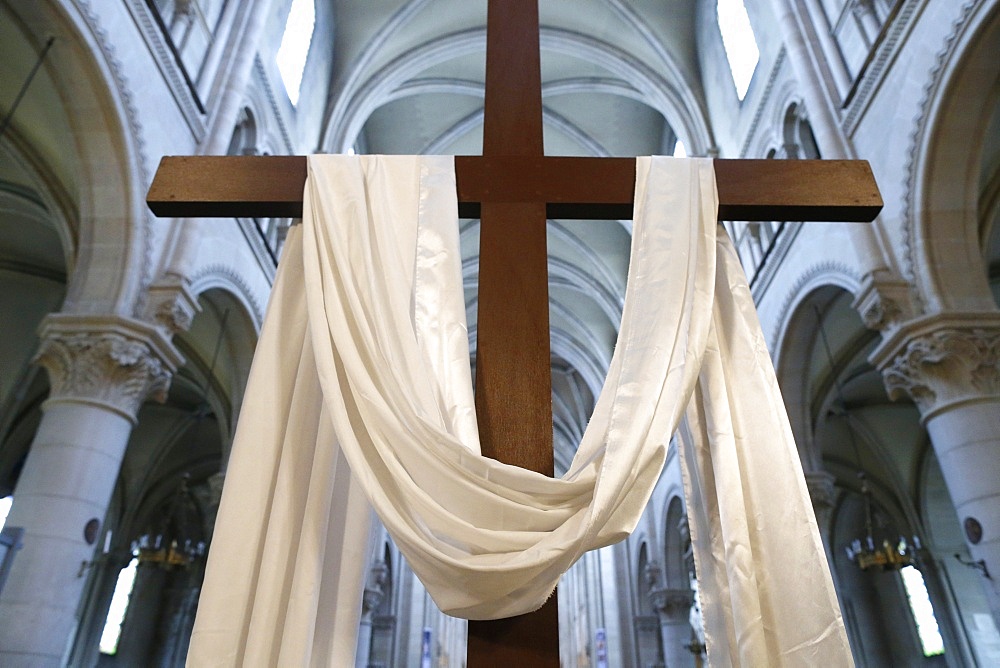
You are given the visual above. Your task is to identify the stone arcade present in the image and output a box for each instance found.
[1,0,999,665]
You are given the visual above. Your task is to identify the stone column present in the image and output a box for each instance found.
[153,567,204,666]
[801,0,852,95]
[355,560,388,668]
[0,315,181,667]
[650,587,695,668]
[115,562,168,664]
[768,0,851,158]
[871,314,1000,624]
[769,0,896,295]
[805,470,838,554]
[850,0,883,46]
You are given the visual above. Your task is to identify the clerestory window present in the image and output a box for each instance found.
[277,0,316,106]
[0,496,10,531]
[717,0,760,101]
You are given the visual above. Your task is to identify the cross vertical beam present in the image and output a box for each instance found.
[145,3,884,666]
[468,0,560,665]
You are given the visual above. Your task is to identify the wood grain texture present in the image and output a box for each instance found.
[147,155,882,222]
[145,1,883,665]
[470,1,558,665]
[482,0,543,156]
[468,597,560,666]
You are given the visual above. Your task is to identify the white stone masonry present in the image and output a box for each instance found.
[873,314,1000,625]
[0,315,181,667]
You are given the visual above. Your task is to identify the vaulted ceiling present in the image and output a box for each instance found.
[311,0,714,465]
[319,0,710,156]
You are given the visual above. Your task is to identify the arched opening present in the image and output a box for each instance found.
[634,543,665,667]
[912,4,1000,312]
[789,287,962,664]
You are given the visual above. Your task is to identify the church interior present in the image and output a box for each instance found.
[1,0,999,665]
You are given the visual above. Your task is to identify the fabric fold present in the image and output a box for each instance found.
[301,155,717,620]
[187,155,851,667]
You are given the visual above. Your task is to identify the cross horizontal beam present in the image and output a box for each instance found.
[146,155,882,222]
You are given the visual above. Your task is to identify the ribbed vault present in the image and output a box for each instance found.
[318,0,710,462]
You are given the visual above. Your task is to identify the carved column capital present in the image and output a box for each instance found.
[850,0,876,15]
[362,560,389,617]
[804,470,838,529]
[144,277,200,336]
[202,472,227,536]
[650,587,695,621]
[643,560,663,590]
[870,313,1000,420]
[852,271,916,333]
[34,315,184,423]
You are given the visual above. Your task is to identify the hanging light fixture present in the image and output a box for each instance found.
[130,311,230,569]
[813,306,920,572]
[843,470,920,571]
[131,474,206,569]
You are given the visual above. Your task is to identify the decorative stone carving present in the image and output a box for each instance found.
[852,272,915,332]
[649,588,695,620]
[156,297,195,333]
[878,323,1000,417]
[201,472,227,537]
[34,315,183,422]
[362,561,389,616]
[643,560,663,590]
[804,471,837,532]
[145,278,200,335]
[850,0,876,16]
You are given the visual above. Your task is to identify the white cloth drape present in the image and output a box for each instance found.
[187,155,851,667]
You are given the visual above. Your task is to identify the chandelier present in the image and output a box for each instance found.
[131,474,206,569]
[813,305,921,573]
[844,471,920,571]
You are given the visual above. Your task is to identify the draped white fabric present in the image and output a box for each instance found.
[187,155,851,667]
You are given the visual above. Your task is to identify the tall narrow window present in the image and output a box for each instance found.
[0,496,11,531]
[900,565,945,657]
[277,0,316,106]
[717,0,759,101]
[99,558,139,655]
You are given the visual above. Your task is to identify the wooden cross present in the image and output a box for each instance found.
[148,1,881,665]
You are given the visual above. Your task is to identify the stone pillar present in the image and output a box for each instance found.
[769,0,896,292]
[768,0,852,158]
[356,560,388,668]
[805,470,838,553]
[0,315,181,667]
[650,587,695,668]
[871,314,1000,624]
[850,0,883,45]
[801,0,852,95]
[115,562,168,664]
[153,568,204,666]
